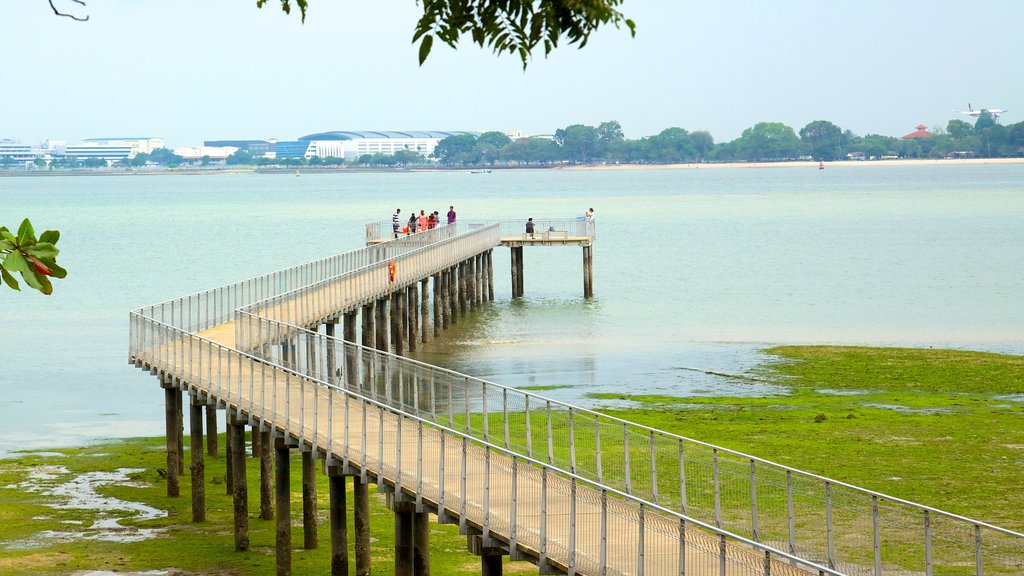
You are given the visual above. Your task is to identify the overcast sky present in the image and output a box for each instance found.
[3,0,1022,147]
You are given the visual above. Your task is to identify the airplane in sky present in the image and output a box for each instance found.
[958,103,1007,119]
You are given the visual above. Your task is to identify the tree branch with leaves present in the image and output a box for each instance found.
[257,0,635,67]
[1,219,67,295]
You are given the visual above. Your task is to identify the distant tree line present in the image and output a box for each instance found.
[431,116,1024,166]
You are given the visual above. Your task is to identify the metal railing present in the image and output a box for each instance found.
[366,218,596,245]
[131,308,842,576]
[131,219,1023,576]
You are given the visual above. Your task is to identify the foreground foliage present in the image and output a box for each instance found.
[0,218,66,295]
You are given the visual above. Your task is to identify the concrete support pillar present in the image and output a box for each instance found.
[189,395,205,522]
[205,404,218,456]
[510,247,520,298]
[444,266,456,325]
[432,274,442,337]
[229,417,250,551]
[326,322,337,384]
[461,261,470,315]
[391,291,403,354]
[420,279,430,344]
[474,254,483,307]
[482,555,502,576]
[487,250,495,302]
[469,535,507,576]
[467,257,477,312]
[275,438,292,576]
[375,297,389,353]
[302,450,318,549]
[260,428,274,521]
[414,511,431,576]
[225,422,234,494]
[362,303,375,348]
[163,385,180,498]
[401,284,413,352]
[176,391,184,475]
[583,245,594,298]
[394,502,415,576]
[328,470,349,576]
[343,312,358,389]
[251,424,261,458]
[354,476,371,576]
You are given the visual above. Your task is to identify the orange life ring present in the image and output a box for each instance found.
[388,261,397,282]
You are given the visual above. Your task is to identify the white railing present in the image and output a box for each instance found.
[131,220,1022,576]
[366,218,596,245]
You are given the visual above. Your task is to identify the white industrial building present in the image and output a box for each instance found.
[82,137,165,156]
[295,131,479,160]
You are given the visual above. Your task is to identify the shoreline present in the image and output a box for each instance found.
[2,156,1023,178]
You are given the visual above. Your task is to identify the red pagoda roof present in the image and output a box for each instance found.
[902,124,932,139]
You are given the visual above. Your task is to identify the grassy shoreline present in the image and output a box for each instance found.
[1,346,1021,574]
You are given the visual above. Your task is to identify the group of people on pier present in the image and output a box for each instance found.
[392,206,457,238]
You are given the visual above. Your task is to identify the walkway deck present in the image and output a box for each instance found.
[131,221,1023,576]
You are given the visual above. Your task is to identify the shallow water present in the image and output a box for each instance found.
[1,164,1022,452]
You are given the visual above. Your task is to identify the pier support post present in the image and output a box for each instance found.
[176,391,184,475]
[343,312,357,389]
[448,267,458,325]
[229,416,250,551]
[583,245,594,298]
[485,248,493,303]
[163,384,180,498]
[328,467,349,576]
[252,424,261,458]
[515,247,524,296]
[475,254,483,307]
[421,279,430,344]
[376,297,390,353]
[225,421,234,494]
[401,284,413,352]
[205,404,218,456]
[467,257,477,312]
[326,322,337,384]
[362,303,375,348]
[275,437,292,576]
[189,394,205,522]
[354,476,371,576]
[392,291,404,356]
[414,511,431,576]
[510,247,522,298]
[260,428,273,521]
[469,535,508,576]
[394,501,415,576]
[459,261,468,315]
[302,450,318,549]
[432,274,442,337]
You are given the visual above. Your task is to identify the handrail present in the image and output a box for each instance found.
[131,311,844,576]
[131,220,1023,576]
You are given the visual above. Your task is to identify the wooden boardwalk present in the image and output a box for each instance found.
[138,221,998,576]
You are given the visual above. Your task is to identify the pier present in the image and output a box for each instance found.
[130,221,1022,576]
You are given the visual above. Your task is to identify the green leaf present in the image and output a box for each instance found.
[1,267,20,291]
[24,242,59,259]
[17,218,35,245]
[418,34,434,65]
[20,266,43,292]
[38,257,67,279]
[40,229,60,244]
[1,228,17,244]
[3,250,29,273]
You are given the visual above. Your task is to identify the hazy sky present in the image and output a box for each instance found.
[3,1,1022,147]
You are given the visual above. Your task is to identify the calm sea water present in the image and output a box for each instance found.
[1,165,1022,453]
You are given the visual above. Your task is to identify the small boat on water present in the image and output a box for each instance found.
[469,169,492,174]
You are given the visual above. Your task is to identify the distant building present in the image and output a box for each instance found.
[63,144,132,162]
[204,140,273,155]
[82,137,164,156]
[173,146,239,164]
[273,140,312,159]
[901,124,932,140]
[0,140,35,164]
[297,131,480,160]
